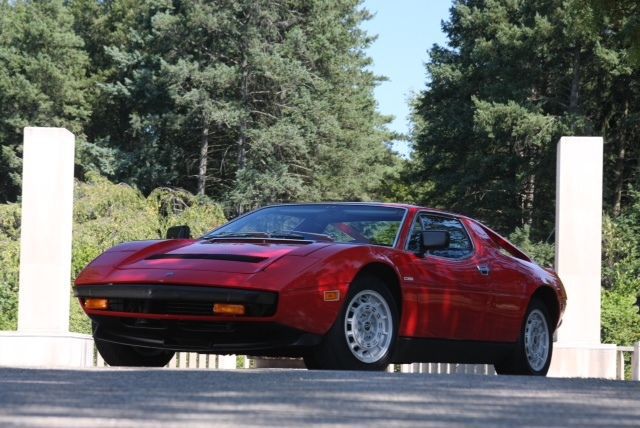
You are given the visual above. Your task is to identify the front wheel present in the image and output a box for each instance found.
[495,298,553,376]
[304,275,398,370]
[95,339,175,367]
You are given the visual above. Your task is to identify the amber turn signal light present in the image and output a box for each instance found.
[213,303,246,316]
[84,298,109,310]
[323,290,340,302]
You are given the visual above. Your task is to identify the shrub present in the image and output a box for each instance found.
[601,191,640,350]
[508,224,555,267]
[0,204,21,330]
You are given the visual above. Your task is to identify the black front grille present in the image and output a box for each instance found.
[75,284,278,317]
[163,301,216,316]
[107,298,274,317]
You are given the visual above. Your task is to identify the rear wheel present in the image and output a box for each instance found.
[95,339,175,367]
[304,275,398,370]
[495,298,553,376]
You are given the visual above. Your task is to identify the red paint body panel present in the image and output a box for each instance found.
[75,203,566,356]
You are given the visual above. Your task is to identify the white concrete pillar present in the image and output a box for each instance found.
[549,136,616,378]
[17,127,75,333]
[554,136,603,344]
[0,128,93,367]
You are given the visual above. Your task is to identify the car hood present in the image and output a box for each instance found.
[116,239,330,274]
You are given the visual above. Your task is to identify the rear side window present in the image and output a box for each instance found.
[420,214,473,259]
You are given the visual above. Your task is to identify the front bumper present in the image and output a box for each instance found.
[91,316,321,356]
[75,284,321,356]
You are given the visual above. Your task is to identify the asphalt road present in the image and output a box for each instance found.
[0,367,638,427]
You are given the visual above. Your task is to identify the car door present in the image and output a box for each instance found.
[463,219,531,343]
[406,213,490,341]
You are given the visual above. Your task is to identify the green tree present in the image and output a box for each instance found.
[589,0,640,66]
[301,0,398,204]
[410,0,640,238]
[0,0,92,203]
[75,0,396,212]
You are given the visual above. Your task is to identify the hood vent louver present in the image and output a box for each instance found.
[146,254,268,263]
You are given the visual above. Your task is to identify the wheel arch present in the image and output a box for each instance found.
[353,262,402,314]
[530,286,561,331]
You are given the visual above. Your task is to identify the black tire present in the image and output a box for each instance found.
[95,339,175,367]
[304,275,398,371]
[495,298,553,376]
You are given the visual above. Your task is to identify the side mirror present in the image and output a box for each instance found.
[166,225,191,239]
[419,230,449,255]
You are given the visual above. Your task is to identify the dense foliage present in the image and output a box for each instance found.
[589,0,640,66]
[409,0,640,236]
[0,0,395,212]
[601,192,640,347]
[0,204,20,330]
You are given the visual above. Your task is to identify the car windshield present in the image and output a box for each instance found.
[203,204,407,247]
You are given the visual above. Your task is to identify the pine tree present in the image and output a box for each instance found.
[0,0,91,202]
[410,0,640,237]
[76,0,396,212]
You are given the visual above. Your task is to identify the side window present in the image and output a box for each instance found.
[421,214,473,259]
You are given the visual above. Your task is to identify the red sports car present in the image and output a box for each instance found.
[75,203,566,375]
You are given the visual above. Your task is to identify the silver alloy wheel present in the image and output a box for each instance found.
[343,289,393,363]
[524,308,550,372]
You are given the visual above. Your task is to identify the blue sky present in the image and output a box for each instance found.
[361,0,453,157]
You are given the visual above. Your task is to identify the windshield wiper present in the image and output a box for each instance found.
[267,232,307,240]
[211,232,271,238]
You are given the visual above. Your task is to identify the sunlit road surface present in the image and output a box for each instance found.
[0,368,638,427]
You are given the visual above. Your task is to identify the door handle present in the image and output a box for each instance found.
[477,264,490,276]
